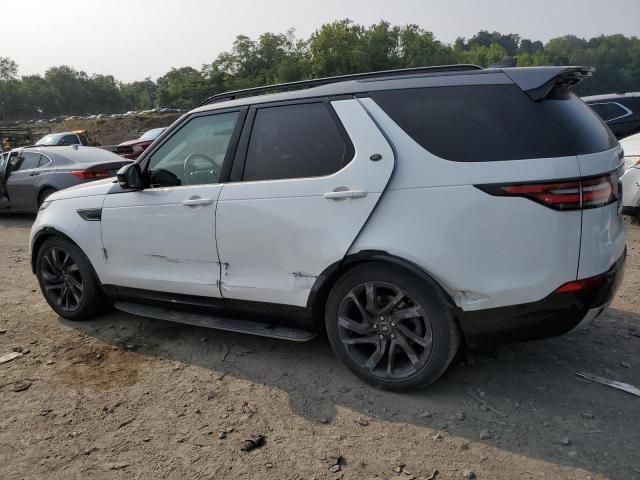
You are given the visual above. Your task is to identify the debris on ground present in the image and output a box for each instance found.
[479,430,492,440]
[462,469,476,480]
[0,351,22,364]
[240,434,266,452]
[576,372,640,397]
[11,380,31,392]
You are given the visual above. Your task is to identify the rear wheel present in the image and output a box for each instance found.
[37,188,57,208]
[36,236,110,321]
[325,262,460,391]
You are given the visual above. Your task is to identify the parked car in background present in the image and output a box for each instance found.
[36,130,99,147]
[583,92,640,139]
[619,132,640,211]
[116,127,167,159]
[30,65,625,390]
[0,146,130,213]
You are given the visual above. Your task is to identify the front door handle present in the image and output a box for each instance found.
[324,189,368,200]
[182,197,214,207]
[29,172,39,176]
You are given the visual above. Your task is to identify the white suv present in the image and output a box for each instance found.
[30,65,626,390]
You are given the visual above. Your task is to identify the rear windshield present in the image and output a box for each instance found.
[371,85,617,162]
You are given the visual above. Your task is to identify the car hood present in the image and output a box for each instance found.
[48,178,118,201]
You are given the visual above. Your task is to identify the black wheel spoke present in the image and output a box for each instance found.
[395,334,421,366]
[45,283,64,292]
[364,341,386,371]
[390,306,422,322]
[347,292,369,321]
[397,323,431,348]
[364,282,377,314]
[338,315,373,335]
[378,292,405,316]
[342,334,380,345]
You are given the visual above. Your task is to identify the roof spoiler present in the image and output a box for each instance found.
[502,66,595,101]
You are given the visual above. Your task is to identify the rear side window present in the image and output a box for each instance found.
[371,85,617,162]
[13,152,41,171]
[589,102,631,122]
[242,103,353,181]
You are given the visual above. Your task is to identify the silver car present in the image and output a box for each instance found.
[0,146,131,213]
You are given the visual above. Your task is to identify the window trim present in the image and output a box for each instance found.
[38,153,53,168]
[589,101,633,122]
[137,107,248,189]
[228,98,355,183]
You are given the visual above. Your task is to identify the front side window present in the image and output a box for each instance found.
[242,103,352,181]
[146,111,239,187]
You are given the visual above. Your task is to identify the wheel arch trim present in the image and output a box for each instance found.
[307,250,457,330]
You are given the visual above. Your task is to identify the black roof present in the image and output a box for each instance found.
[193,65,595,113]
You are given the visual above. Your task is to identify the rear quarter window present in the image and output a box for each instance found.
[371,85,617,162]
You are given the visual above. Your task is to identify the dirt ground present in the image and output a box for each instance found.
[1,215,639,480]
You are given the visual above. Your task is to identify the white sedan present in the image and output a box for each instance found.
[621,132,640,209]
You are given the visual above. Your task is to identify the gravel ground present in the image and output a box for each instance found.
[0,214,639,480]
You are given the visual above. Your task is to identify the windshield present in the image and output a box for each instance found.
[36,133,65,145]
[140,128,165,141]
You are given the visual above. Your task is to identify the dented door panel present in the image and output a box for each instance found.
[215,99,395,306]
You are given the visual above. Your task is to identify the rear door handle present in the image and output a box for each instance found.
[182,197,214,207]
[29,172,39,176]
[324,189,368,200]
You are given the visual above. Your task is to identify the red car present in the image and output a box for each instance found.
[116,127,166,159]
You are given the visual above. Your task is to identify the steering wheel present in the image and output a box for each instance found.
[183,153,221,185]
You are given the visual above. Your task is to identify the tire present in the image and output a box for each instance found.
[325,262,460,391]
[38,188,57,207]
[35,236,110,321]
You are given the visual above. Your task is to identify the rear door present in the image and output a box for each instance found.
[215,98,395,307]
[5,151,42,210]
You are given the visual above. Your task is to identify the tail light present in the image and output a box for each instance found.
[70,170,111,180]
[476,171,620,211]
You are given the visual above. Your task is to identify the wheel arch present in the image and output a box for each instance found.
[307,250,459,333]
[36,186,57,206]
[30,227,93,276]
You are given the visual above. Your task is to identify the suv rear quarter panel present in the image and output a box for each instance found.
[351,97,583,311]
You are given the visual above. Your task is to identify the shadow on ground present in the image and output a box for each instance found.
[65,305,640,478]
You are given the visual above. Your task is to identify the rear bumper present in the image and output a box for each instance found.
[458,248,626,347]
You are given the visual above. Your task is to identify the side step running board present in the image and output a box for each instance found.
[114,301,317,342]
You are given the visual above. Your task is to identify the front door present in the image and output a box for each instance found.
[5,151,43,210]
[216,99,395,307]
[100,109,243,298]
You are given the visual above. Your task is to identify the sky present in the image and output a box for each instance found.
[3,0,639,82]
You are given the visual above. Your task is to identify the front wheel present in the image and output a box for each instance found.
[36,236,110,321]
[325,262,460,391]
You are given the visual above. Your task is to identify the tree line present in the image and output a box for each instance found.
[1,19,639,121]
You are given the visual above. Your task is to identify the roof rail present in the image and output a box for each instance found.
[198,64,483,106]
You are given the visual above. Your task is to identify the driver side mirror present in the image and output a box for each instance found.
[117,163,144,190]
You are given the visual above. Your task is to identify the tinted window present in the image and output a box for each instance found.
[590,102,630,122]
[243,103,352,181]
[12,152,41,171]
[371,85,617,162]
[60,134,80,145]
[147,111,239,187]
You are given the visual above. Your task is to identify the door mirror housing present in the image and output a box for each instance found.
[117,163,143,190]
